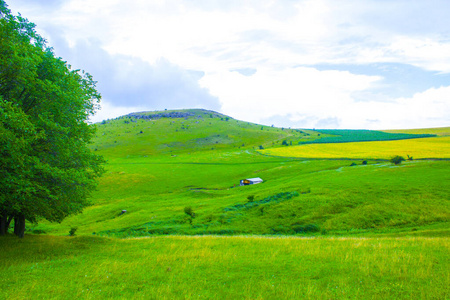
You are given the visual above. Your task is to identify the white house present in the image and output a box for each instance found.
[240,177,263,186]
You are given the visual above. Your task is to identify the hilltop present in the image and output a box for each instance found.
[93,108,323,158]
[27,109,449,238]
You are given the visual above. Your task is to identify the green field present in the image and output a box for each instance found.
[1,235,449,299]
[22,111,449,237]
[298,129,435,144]
[2,110,449,299]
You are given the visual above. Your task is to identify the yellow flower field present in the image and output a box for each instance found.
[260,137,450,159]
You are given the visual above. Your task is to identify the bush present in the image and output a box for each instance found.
[69,227,78,236]
[292,224,320,234]
[271,225,291,234]
[184,206,195,218]
[282,140,288,146]
[362,160,367,165]
[390,155,405,165]
[247,195,255,202]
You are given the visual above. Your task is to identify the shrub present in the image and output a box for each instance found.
[259,145,264,150]
[292,224,320,234]
[247,195,255,202]
[203,214,214,223]
[390,155,405,165]
[69,227,78,236]
[184,206,195,218]
[282,140,288,146]
[271,225,290,234]
[362,160,367,165]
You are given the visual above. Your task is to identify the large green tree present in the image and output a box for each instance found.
[0,1,105,237]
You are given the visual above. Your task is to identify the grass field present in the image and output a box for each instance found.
[21,111,449,238]
[260,137,450,160]
[3,110,449,299]
[1,235,449,299]
[298,129,435,144]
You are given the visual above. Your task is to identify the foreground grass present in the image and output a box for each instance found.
[1,235,448,299]
[260,137,450,159]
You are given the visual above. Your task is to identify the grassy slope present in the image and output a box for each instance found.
[1,235,449,300]
[28,109,450,237]
[4,111,449,299]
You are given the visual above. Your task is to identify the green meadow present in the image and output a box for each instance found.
[2,109,449,298]
[1,235,449,299]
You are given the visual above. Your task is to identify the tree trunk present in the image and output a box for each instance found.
[0,212,6,236]
[14,214,26,238]
[13,216,19,236]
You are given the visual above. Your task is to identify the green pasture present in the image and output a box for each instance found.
[3,110,450,299]
[298,129,435,144]
[1,235,449,299]
[25,111,449,238]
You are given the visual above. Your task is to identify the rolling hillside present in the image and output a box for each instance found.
[27,110,450,237]
[3,109,449,299]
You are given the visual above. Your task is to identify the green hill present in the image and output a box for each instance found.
[28,109,450,237]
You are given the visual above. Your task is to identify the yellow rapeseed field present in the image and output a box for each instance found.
[260,137,450,159]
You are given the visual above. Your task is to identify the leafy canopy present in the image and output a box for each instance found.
[0,0,105,236]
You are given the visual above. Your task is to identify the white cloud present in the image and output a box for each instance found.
[89,101,144,124]
[388,37,450,73]
[364,86,450,129]
[7,0,450,128]
[200,67,382,128]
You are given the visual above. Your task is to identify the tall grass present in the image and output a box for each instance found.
[1,235,448,299]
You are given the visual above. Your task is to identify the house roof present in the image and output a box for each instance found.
[245,177,263,182]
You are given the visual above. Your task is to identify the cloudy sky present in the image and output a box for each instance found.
[8,0,450,129]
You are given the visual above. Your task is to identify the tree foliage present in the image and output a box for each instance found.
[0,1,105,237]
[390,155,405,165]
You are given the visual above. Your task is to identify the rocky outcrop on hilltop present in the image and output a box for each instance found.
[122,109,226,121]
[126,111,196,120]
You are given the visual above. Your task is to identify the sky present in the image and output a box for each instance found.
[7,0,450,129]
